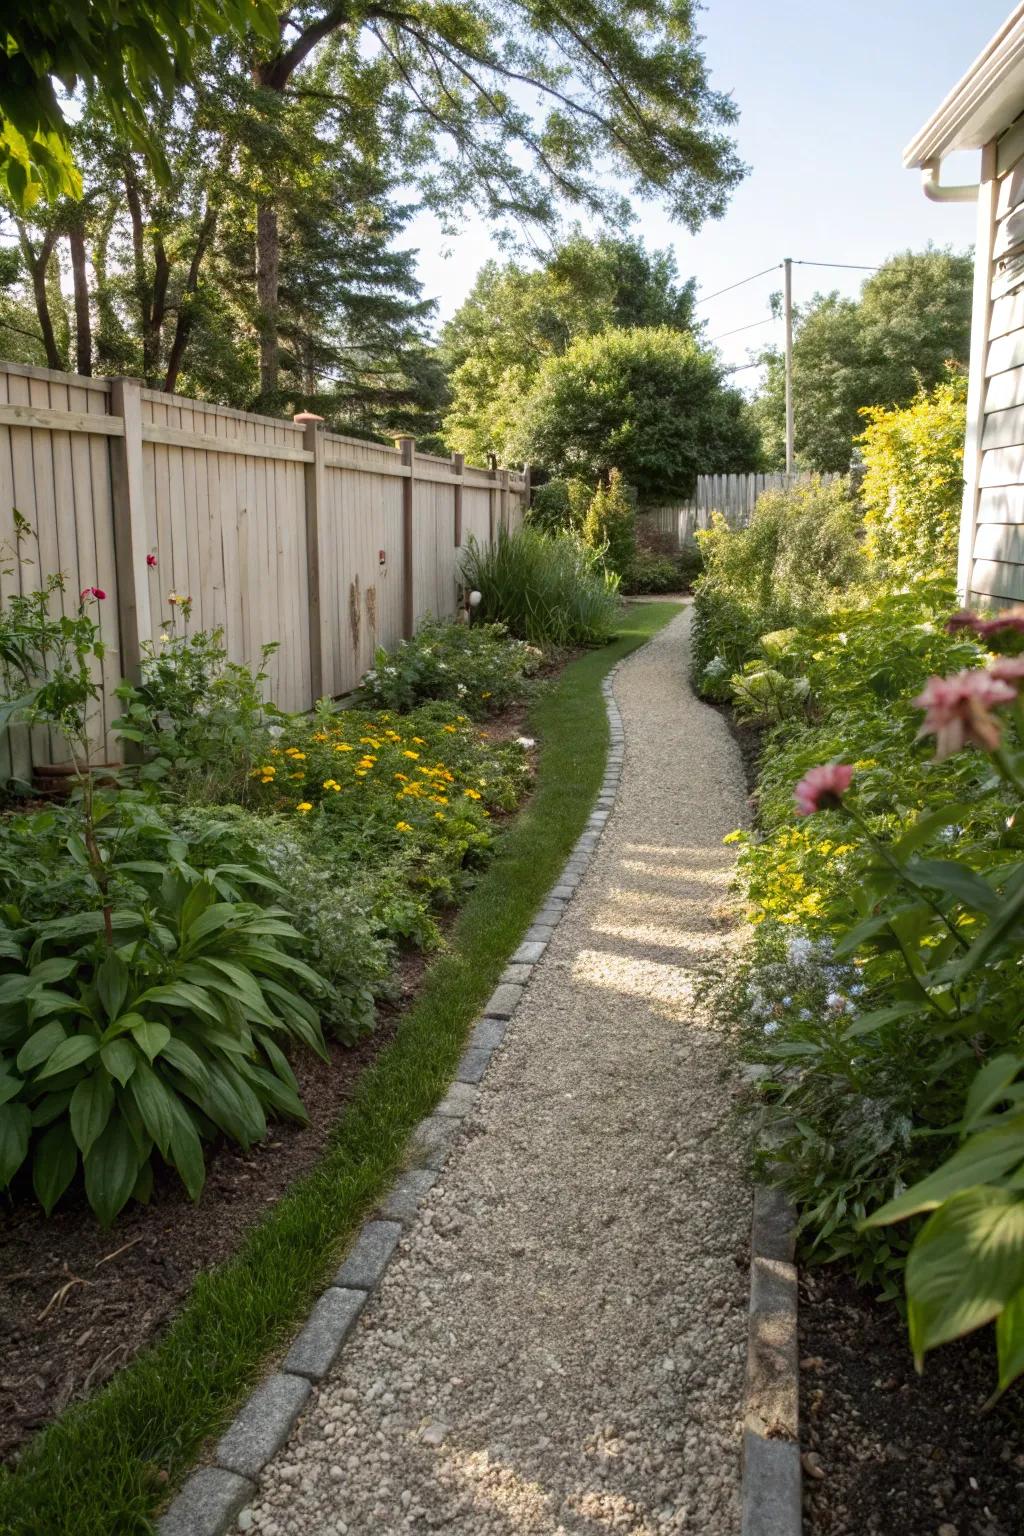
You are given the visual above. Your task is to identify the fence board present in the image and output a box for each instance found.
[642,471,841,548]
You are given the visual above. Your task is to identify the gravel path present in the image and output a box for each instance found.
[246,605,752,1536]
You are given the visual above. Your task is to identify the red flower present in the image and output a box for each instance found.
[92,587,106,600]
[913,670,1015,760]
[147,554,158,568]
[794,763,853,816]
[80,586,106,601]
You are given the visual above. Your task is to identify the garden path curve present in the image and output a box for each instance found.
[247,604,752,1536]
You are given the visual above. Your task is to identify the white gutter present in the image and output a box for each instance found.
[920,156,979,203]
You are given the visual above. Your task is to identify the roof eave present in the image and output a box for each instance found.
[904,3,1024,167]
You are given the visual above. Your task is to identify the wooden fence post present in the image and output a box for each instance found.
[499,468,510,532]
[397,435,415,637]
[452,451,464,547]
[296,412,325,699]
[487,453,498,543]
[108,377,152,686]
[522,463,531,521]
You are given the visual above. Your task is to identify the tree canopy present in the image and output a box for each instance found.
[441,232,698,462]
[514,325,760,501]
[750,247,974,472]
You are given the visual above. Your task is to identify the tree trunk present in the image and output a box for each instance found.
[256,200,280,401]
[68,223,92,376]
[16,223,62,370]
[163,205,218,393]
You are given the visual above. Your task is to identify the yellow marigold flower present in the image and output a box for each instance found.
[403,750,420,760]
[411,736,426,745]
[291,772,304,780]
[322,778,341,791]
[296,802,313,813]
[335,743,353,752]
[394,772,408,782]
[395,820,413,832]
[291,751,306,761]
[434,811,445,820]
[480,691,491,699]
[313,731,328,742]
[355,769,367,778]
[442,724,457,733]
[463,787,482,800]
[431,795,448,805]
[385,730,401,741]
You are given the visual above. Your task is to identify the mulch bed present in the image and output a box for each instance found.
[800,1266,1024,1536]
[0,699,541,1466]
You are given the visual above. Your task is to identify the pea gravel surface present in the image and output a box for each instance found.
[245,605,752,1536]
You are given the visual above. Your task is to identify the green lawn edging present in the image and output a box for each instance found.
[0,600,681,1536]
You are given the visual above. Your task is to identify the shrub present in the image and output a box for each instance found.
[692,476,864,696]
[459,527,620,647]
[528,477,592,535]
[582,469,636,577]
[857,368,967,581]
[356,618,542,718]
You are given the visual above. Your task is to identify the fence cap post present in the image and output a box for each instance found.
[293,411,324,425]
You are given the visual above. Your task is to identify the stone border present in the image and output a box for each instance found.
[158,671,626,1536]
[740,1185,801,1536]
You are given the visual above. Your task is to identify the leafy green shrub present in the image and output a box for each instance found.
[115,599,281,803]
[622,546,681,593]
[356,618,542,718]
[0,798,329,1223]
[692,476,864,696]
[582,469,636,577]
[528,477,592,535]
[459,527,619,647]
[857,368,967,581]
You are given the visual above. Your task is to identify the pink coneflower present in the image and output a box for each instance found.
[913,670,1016,760]
[945,609,980,634]
[794,763,854,816]
[988,654,1024,684]
[147,554,157,568]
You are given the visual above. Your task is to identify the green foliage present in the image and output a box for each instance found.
[622,547,686,594]
[460,528,620,648]
[441,234,698,462]
[692,476,865,696]
[582,470,637,578]
[528,477,593,535]
[356,618,542,718]
[0,797,329,1224]
[114,603,281,803]
[858,369,967,580]
[751,247,973,471]
[0,0,274,206]
[515,326,760,501]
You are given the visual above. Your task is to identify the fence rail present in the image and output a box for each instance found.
[0,361,527,779]
[642,471,841,547]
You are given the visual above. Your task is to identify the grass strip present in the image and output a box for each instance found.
[0,599,681,1536]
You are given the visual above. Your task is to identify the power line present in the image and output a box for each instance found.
[794,259,879,272]
[694,263,781,307]
[708,315,778,343]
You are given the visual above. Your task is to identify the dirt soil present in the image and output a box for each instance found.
[0,690,550,1465]
[801,1266,1024,1536]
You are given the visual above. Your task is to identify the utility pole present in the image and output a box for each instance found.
[792,254,798,470]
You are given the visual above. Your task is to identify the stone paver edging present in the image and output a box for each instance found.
[741,1187,801,1536]
[157,673,627,1536]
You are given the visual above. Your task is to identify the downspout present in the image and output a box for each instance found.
[921,156,979,202]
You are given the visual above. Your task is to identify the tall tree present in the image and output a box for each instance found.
[514,325,760,501]
[750,246,974,472]
[441,232,699,461]
[244,0,743,401]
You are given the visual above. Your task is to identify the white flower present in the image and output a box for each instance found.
[826,992,845,1011]
[763,1020,780,1036]
[799,1009,811,1021]
[516,735,536,749]
[267,724,284,740]
[781,996,792,1008]
[786,935,813,966]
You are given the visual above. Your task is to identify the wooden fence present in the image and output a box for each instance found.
[0,361,527,779]
[642,471,842,547]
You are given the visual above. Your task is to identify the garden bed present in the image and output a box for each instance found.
[801,1267,1024,1536]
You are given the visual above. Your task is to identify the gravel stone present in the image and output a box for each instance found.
[248,606,750,1535]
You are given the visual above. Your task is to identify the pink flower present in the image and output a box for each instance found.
[980,605,1024,638]
[945,609,980,634]
[147,554,157,568]
[92,587,106,600]
[794,762,854,816]
[913,669,1016,760]
[80,586,106,601]
[988,654,1024,684]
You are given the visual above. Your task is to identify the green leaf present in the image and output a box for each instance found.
[962,1056,1024,1133]
[84,1116,143,1226]
[100,1038,136,1087]
[134,981,222,1024]
[36,1034,100,1080]
[954,879,1024,982]
[128,1062,176,1157]
[906,859,1004,917]
[0,1072,23,1106]
[0,1102,31,1185]
[167,1101,206,1202]
[842,1002,919,1039]
[131,1020,171,1062]
[159,1037,211,1092]
[15,1020,67,1073]
[96,952,129,1021]
[907,1187,1024,1364]
[866,1119,1024,1225]
[70,1074,114,1158]
[893,803,971,859]
[32,1121,78,1215]
[996,1285,1024,1396]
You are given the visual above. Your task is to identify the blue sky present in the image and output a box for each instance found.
[401,0,1012,383]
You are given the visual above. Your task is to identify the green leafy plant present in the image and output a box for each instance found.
[460,527,620,647]
[582,469,637,577]
[527,477,593,535]
[356,617,542,718]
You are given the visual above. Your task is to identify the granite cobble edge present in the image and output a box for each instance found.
[740,1184,801,1536]
[157,664,628,1536]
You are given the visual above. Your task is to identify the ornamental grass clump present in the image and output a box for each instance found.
[459,527,619,648]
